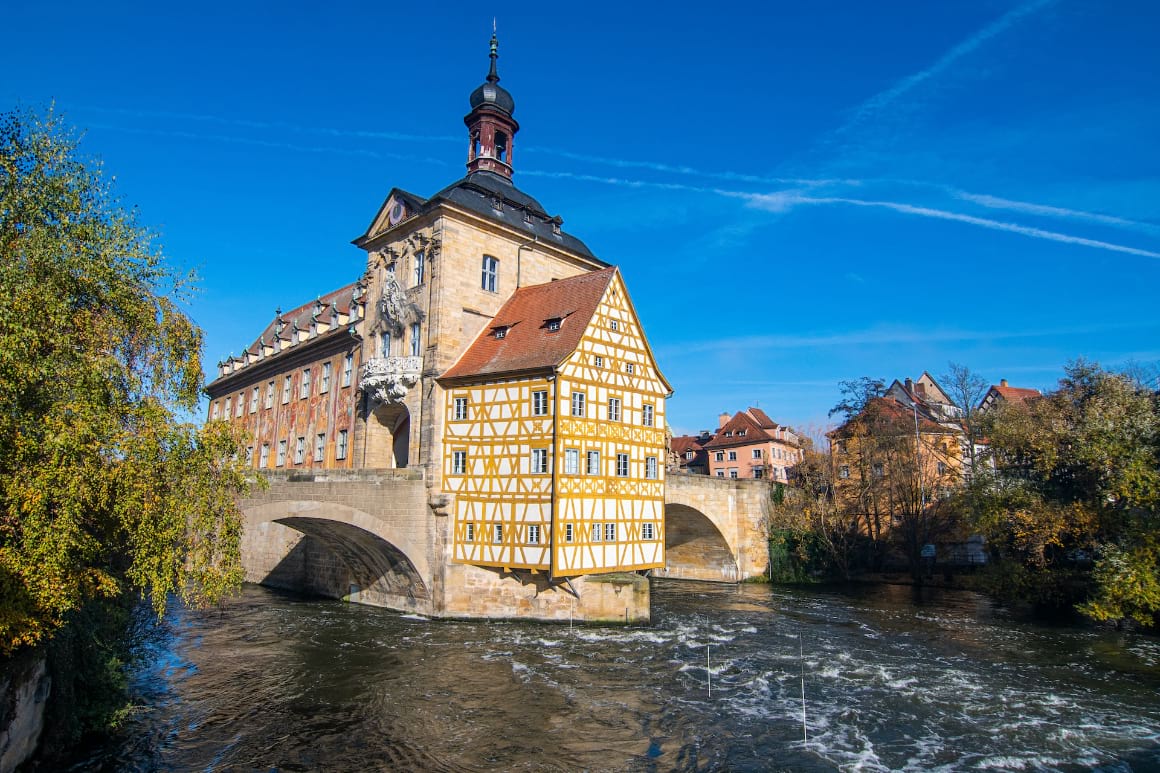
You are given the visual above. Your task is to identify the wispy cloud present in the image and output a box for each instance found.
[87,123,451,165]
[74,104,461,144]
[950,190,1160,234]
[745,192,1160,260]
[663,319,1160,356]
[837,0,1057,133]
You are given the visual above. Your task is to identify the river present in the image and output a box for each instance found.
[65,580,1160,771]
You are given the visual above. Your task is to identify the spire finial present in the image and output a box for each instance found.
[487,26,500,84]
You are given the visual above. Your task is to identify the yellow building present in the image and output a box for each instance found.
[439,267,671,576]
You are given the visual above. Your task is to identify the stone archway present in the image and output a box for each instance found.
[242,499,431,614]
[660,503,739,582]
[367,402,410,469]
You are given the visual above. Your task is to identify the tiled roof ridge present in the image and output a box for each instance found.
[438,267,618,383]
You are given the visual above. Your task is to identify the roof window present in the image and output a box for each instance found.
[545,318,562,332]
[494,326,508,340]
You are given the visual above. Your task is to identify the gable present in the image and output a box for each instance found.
[358,188,428,244]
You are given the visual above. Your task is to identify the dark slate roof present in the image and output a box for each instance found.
[439,267,617,383]
[430,171,600,260]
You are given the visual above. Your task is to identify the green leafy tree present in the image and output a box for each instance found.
[975,360,1160,625]
[0,108,252,656]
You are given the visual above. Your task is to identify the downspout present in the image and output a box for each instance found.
[548,369,558,580]
[516,235,538,289]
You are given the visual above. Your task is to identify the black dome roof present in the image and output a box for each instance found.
[469,80,515,115]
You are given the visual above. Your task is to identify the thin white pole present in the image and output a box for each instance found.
[707,644,711,698]
[800,632,808,745]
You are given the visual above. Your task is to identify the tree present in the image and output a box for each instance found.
[939,361,988,476]
[0,108,253,657]
[767,442,866,580]
[974,360,1160,625]
[828,376,886,422]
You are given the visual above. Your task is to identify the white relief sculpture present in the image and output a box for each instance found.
[359,356,422,405]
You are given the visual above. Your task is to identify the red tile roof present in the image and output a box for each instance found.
[439,268,617,383]
[747,407,778,429]
[829,397,955,437]
[991,384,1041,403]
[670,436,706,455]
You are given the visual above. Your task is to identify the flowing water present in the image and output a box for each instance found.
[67,580,1160,772]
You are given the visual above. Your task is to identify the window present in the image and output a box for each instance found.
[465,522,475,542]
[872,463,884,478]
[482,255,499,292]
[282,375,292,404]
[454,397,468,420]
[452,450,467,474]
[236,394,245,417]
[532,390,549,416]
[616,453,629,477]
[211,401,220,420]
[716,470,724,477]
[545,318,562,332]
[410,323,421,356]
[276,440,287,467]
[379,331,391,358]
[249,387,259,413]
[604,523,616,542]
[224,397,232,417]
[753,468,764,479]
[729,468,738,479]
[565,449,579,475]
[531,448,548,474]
[294,437,305,465]
[728,451,737,461]
[685,451,694,460]
[336,430,348,460]
[413,250,425,286]
[835,440,846,454]
[571,392,586,417]
[314,433,325,462]
[300,368,311,399]
[839,465,850,479]
[753,449,763,459]
[642,522,655,540]
[646,456,658,479]
[594,355,604,368]
[527,525,540,545]
[586,450,600,475]
[260,444,270,467]
[715,452,724,462]
[494,523,504,544]
[625,363,635,375]
[565,524,574,543]
[494,326,507,339]
[609,320,618,331]
[245,446,254,465]
[263,381,273,409]
[642,404,654,427]
[591,524,602,542]
[321,363,331,393]
[608,398,621,422]
[342,353,353,387]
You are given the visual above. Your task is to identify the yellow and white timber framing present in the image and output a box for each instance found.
[442,272,669,576]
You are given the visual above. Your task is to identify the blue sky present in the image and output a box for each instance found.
[5,0,1158,437]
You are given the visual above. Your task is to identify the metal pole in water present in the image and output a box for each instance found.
[800,631,808,745]
[707,644,711,698]
[569,600,573,631]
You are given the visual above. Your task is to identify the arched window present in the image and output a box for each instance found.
[481,255,499,292]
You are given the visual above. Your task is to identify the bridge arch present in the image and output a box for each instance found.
[242,499,430,613]
[659,502,739,582]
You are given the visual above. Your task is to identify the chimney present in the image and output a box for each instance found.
[1000,379,1008,387]
[904,377,914,392]
[718,412,730,429]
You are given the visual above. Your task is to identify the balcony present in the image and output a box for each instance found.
[359,356,422,405]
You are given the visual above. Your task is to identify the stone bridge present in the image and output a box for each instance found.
[240,470,772,618]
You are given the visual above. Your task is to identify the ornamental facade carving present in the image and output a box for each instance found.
[359,356,422,405]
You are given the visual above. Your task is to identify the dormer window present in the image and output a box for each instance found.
[545,318,562,332]
[494,326,508,339]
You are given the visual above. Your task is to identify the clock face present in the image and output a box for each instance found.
[388,201,405,226]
